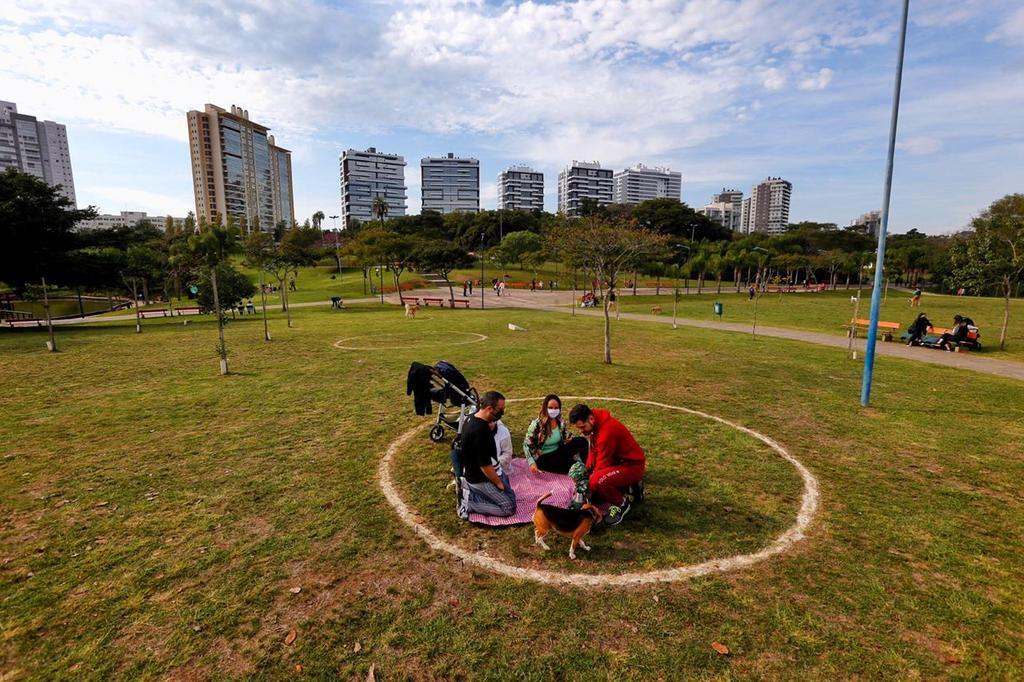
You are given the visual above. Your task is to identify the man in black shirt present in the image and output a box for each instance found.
[457,391,516,519]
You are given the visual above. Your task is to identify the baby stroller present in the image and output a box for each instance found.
[407,360,479,443]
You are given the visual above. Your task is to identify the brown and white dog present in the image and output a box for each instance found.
[533,492,602,560]
[650,305,662,315]
[404,302,419,319]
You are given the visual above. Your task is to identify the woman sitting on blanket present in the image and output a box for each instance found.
[523,394,589,475]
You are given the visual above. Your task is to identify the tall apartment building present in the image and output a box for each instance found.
[340,147,407,227]
[739,197,752,233]
[497,165,544,212]
[420,153,480,214]
[850,210,881,236]
[612,163,682,205]
[186,104,295,231]
[0,100,76,206]
[699,188,744,232]
[558,161,613,217]
[745,177,792,234]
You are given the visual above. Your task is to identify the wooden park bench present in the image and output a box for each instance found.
[5,319,43,328]
[846,318,901,341]
[139,309,171,319]
[421,297,444,306]
[175,307,201,316]
[450,298,471,308]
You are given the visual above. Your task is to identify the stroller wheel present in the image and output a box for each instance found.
[429,425,447,443]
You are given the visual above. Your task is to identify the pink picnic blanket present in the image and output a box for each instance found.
[469,458,575,526]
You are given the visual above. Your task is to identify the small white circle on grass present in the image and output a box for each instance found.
[333,331,487,351]
[378,396,820,588]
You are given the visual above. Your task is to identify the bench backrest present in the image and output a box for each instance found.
[852,318,900,330]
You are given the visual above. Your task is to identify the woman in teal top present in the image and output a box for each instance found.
[523,394,588,474]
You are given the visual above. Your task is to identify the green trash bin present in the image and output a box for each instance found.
[713,302,723,318]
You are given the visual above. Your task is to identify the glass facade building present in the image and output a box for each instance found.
[187,104,294,231]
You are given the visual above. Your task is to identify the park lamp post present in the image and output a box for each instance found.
[861,0,909,407]
[329,215,340,273]
[751,246,770,339]
[674,243,692,296]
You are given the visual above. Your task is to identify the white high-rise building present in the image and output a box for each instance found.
[740,197,752,234]
[699,189,744,232]
[850,210,882,236]
[497,165,544,212]
[421,153,480,214]
[612,163,682,205]
[0,101,76,206]
[340,147,407,227]
[746,177,792,234]
[558,161,613,217]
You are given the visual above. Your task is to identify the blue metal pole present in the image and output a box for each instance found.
[861,0,910,407]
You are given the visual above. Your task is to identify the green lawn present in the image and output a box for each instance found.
[2,305,1023,678]
[7,298,112,319]
[615,288,1024,361]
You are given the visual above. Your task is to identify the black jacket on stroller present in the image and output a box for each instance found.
[407,362,435,415]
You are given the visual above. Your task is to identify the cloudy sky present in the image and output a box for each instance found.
[3,0,1023,233]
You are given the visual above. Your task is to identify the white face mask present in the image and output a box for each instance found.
[547,408,560,419]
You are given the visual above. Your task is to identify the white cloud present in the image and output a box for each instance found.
[798,67,834,91]
[987,7,1024,45]
[3,0,1022,230]
[896,137,943,155]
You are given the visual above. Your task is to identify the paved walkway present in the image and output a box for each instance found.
[434,287,1024,382]
[22,287,1024,382]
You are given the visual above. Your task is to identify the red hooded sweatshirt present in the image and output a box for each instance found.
[585,409,645,471]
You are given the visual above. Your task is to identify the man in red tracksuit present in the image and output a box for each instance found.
[569,404,645,526]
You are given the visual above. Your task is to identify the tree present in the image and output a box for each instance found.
[633,198,731,242]
[311,210,325,230]
[947,194,1024,350]
[121,245,162,333]
[411,241,473,305]
[549,215,666,363]
[372,196,390,227]
[186,221,241,375]
[0,168,96,293]
[196,264,255,316]
[243,231,276,341]
[350,228,420,302]
[498,230,544,270]
[269,224,321,327]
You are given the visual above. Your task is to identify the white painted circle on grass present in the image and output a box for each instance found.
[379,396,820,588]
[333,331,487,351]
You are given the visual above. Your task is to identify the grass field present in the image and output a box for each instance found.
[2,305,1023,678]
[614,288,1024,361]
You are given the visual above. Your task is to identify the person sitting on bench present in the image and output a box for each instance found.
[936,315,967,351]
[906,312,932,346]
[457,391,516,519]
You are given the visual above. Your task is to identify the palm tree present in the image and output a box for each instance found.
[372,196,390,227]
[311,210,325,230]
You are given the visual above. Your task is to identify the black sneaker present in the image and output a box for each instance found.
[605,501,631,526]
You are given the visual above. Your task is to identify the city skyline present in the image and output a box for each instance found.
[3,1,1023,233]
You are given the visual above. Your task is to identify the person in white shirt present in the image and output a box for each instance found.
[493,419,514,472]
